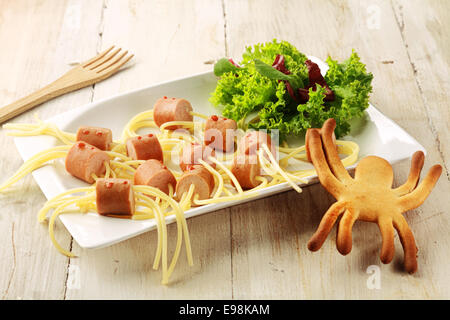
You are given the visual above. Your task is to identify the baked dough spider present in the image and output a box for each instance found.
[306,119,442,274]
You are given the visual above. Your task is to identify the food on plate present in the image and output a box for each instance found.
[204,115,237,152]
[0,144,71,192]
[37,180,193,285]
[3,114,77,145]
[96,178,135,217]
[179,142,215,171]
[2,95,361,284]
[65,142,110,183]
[238,130,275,156]
[153,96,194,130]
[210,39,373,139]
[305,118,442,274]
[0,120,168,189]
[76,126,113,150]
[126,133,163,161]
[0,120,149,188]
[0,135,143,190]
[299,59,335,102]
[176,165,215,202]
[231,154,262,189]
[134,159,176,195]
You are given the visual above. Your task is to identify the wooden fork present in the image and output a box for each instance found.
[0,46,134,124]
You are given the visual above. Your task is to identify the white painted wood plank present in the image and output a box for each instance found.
[0,0,104,299]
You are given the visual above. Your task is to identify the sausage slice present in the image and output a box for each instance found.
[238,130,275,156]
[153,97,193,130]
[65,142,110,184]
[133,159,176,195]
[126,134,163,161]
[231,154,262,190]
[96,178,135,217]
[204,115,237,152]
[176,165,214,202]
[179,142,215,171]
[76,126,113,151]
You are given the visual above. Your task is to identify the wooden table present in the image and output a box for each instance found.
[0,0,449,300]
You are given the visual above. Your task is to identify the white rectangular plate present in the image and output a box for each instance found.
[12,57,425,249]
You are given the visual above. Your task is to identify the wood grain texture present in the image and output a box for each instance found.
[0,0,104,299]
[0,0,448,299]
[224,0,450,299]
[392,0,450,174]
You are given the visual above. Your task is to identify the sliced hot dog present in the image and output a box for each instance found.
[204,115,237,152]
[238,130,276,157]
[133,159,176,195]
[176,165,214,202]
[231,154,262,190]
[65,142,110,184]
[96,178,135,217]
[76,126,113,151]
[153,97,193,130]
[126,133,163,161]
[179,142,215,171]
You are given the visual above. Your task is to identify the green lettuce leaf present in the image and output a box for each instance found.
[210,67,278,121]
[253,59,304,90]
[210,39,308,128]
[213,58,240,76]
[324,50,373,137]
[210,40,373,140]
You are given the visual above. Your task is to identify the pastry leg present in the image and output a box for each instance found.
[336,207,358,255]
[398,164,442,211]
[307,201,347,251]
[377,216,395,264]
[321,119,353,184]
[393,151,424,196]
[393,215,418,274]
[307,129,343,198]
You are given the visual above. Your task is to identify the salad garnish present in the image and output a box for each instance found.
[210,39,373,139]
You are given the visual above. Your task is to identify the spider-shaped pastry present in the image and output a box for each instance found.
[306,119,442,274]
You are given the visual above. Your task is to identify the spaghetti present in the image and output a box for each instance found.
[2,106,361,285]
